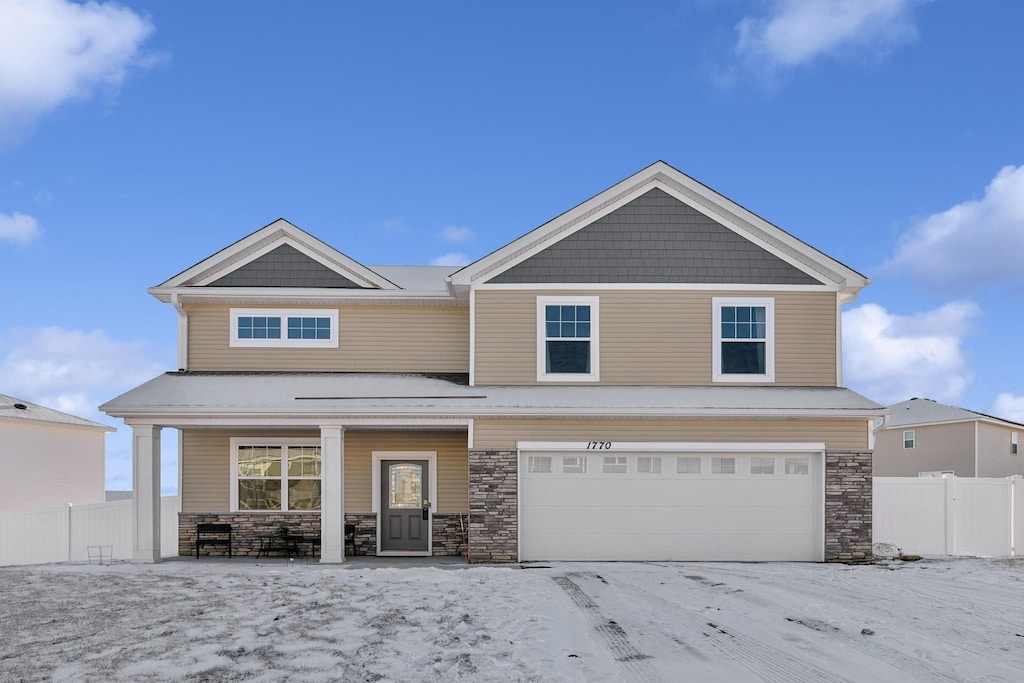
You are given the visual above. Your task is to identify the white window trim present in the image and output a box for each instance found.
[903,430,915,449]
[229,437,321,512]
[536,296,600,382]
[712,297,775,383]
[229,308,339,348]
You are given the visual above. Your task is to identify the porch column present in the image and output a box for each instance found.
[132,424,162,563]
[320,425,345,563]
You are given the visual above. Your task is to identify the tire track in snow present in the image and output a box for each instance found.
[605,573,852,683]
[661,568,972,683]
[553,575,660,682]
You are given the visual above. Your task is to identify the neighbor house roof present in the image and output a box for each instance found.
[881,398,1024,431]
[0,393,114,431]
[101,372,885,424]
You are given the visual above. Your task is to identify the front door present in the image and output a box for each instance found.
[380,459,430,552]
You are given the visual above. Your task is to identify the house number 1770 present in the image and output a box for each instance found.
[586,441,612,450]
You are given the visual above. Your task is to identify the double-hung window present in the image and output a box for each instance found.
[230,308,339,348]
[903,430,915,449]
[712,297,774,382]
[537,296,599,381]
[230,438,322,511]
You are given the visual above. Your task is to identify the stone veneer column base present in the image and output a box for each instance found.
[468,449,518,563]
[824,450,873,562]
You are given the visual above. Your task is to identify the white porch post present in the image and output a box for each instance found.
[132,424,162,563]
[320,425,345,563]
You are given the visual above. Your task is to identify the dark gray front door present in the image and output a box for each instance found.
[380,460,429,552]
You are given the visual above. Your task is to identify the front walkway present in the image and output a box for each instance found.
[171,554,473,569]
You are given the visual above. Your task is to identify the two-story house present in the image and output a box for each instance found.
[102,161,883,563]
[874,397,1024,477]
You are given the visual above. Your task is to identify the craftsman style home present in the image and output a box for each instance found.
[102,162,883,563]
[874,398,1024,478]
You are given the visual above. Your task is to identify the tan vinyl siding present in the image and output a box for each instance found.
[473,289,837,386]
[186,304,468,372]
[976,422,1024,477]
[472,418,869,451]
[181,429,468,514]
[342,430,468,513]
[872,423,976,477]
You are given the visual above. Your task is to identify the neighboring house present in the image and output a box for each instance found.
[101,161,883,564]
[873,398,1024,478]
[0,394,113,511]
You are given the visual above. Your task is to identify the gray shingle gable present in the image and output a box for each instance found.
[490,188,821,285]
[208,244,366,288]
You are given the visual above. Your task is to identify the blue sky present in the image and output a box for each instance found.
[2,0,1023,493]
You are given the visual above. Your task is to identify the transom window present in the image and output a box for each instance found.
[903,430,915,449]
[712,297,774,382]
[230,308,339,348]
[231,439,321,511]
[537,297,599,381]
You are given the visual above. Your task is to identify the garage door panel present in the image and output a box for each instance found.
[520,451,822,562]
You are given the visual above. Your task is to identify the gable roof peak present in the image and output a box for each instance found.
[448,161,870,297]
[151,218,400,295]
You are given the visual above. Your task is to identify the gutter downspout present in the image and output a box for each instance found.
[171,293,188,372]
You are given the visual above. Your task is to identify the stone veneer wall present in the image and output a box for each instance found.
[467,449,518,562]
[179,511,465,558]
[180,512,321,557]
[824,451,873,562]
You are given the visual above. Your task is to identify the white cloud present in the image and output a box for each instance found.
[883,165,1024,290]
[0,0,155,141]
[0,326,163,422]
[430,252,471,267]
[438,225,474,243]
[992,394,1024,424]
[842,301,978,404]
[0,211,40,244]
[735,0,922,72]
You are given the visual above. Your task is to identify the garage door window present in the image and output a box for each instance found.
[637,456,662,474]
[602,457,627,473]
[750,457,775,474]
[528,456,552,473]
[676,457,701,474]
[785,457,810,475]
[562,456,587,473]
[711,457,736,474]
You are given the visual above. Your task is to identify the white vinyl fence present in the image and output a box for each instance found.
[874,476,1023,557]
[0,496,180,566]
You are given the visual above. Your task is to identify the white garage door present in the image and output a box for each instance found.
[519,450,823,562]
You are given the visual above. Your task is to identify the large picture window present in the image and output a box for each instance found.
[230,308,339,348]
[712,297,774,382]
[537,296,599,381]
[230,438,322,511]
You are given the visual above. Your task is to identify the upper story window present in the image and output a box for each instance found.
[230,308,339,348]
[712,297,774,383]
[230,438,321,511]
[537,296,599,382]
[903,430,915,449]
[1012,432,1018,455]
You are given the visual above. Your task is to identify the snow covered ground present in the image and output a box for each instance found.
[1,557,1022,682]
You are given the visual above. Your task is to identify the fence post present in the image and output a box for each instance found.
[64,503,72,563]
[1012,475,1020,557]
[943,475,957,556]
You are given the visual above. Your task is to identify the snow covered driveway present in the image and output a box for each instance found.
[1,558,1022,682]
